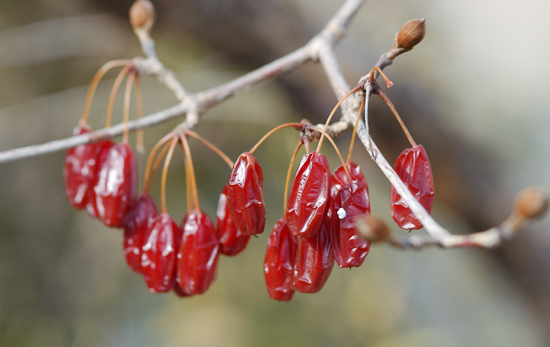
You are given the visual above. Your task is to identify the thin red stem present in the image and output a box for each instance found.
[369,66,393,88]
[79,60,131,126]
[143,133,175,194]
[321,132,352,183]
[185,130,234,168]
[316,85,361,153]
[248,123,302,155]
[180,134,200,211]
[160,137,178,214]
[105,65,132,129]
[376,90,417,148]
[134,74,145,154]
[283,140,303,219]
[346,93,366,163]
[122,72,135,144]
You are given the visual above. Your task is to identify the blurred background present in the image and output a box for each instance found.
[0,0,549,346]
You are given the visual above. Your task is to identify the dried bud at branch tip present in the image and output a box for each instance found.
[355,215,390,241]
[396,19,426,49]
[514,187,549,219]
[130,0,155,32]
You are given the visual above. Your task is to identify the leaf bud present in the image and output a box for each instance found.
[514,187,549,219]
[396,19,426,49]
[129,0,155,32]
[355,214,391,242]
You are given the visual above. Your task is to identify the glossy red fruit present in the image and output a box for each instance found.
[92,143,137,227]
[331,183,371,268]
[264,218,298,301]
[86,139,114,218]
[226,152,266,236]
[177,210,220,295]
[122,194,158,273]
[217,185,251,256]
[172,278,194,298]
[63,125,100,209]
[331,162,368,200]
[293,214,334,293]
[286,151,330,238]
[141,213,181,293]
[390,145,434,230]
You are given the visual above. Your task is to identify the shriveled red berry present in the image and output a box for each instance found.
[85,139,115,218]
[217,185,251,256]
[286,151,330,237]
[63,125,100,209]
[293,214,334,293]
[390,145,434,230]
[331,183,371,268]
[122,194,158,273]
[177,210,220,295]
[141,213,181,293]
[92,143,137,227]
[264,218,298,302]
[331,162,368,200]
[226,152,266,236]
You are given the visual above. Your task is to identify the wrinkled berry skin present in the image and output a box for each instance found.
[86,139,114,218]
[390,145,434,230]
[331,183,371,268]
[177,211,220,295]
[141,213,181,293]
[63,125,99,209]
[264,218,298,301]
[286,152,330,238]
[293,215,334,293]
[226,152,266,236]
[122,194,158,273]
[217,185,251,256]
[92,143,137,227]
[331,162,368,200]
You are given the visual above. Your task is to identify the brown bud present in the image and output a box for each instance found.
[514,187,549,219]
[396,19,426,49]
[355,215,391,242]
[129,0,155,32]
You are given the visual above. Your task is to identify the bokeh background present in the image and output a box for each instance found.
[0,0,549,346]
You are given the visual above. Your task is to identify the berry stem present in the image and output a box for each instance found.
[134,74,145,154]
[316,85,361,153]
[376,89,417,148]
[346,93,366,163]
[79,60,131,126]
[122,71,136,145]
[283,140,303,219]
[184,130,234,168]
[369,66,393,88]
[143,133,175,194]
[105,65,133,129]
[320,132,352,183]
[180,134,200,211]
[160,137,178,214]
[248,123,302,155]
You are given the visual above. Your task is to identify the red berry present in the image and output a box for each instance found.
[63,125,100,209]
[293,213,334,293]
[330,162,368,200]
[226,152,266,236]
[216,185,251,256]
[92,143,137,227]
[86,139,114,218]
[286,151,330,237]
[177,210,220,295]
[263,218,298,302]
[122,194,159,273]
[331,183,371,268]
[390,145,434,230]
[141,213,181,293]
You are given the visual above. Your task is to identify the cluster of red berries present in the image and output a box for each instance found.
[63,60,435,301]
